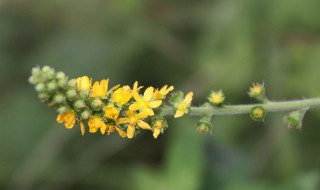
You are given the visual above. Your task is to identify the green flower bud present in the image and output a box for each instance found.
[28,76,37,84]
[42,66,51,72]
[35,83,46,92]
[53,93,66,104]
[58,78,68,88]
[56,72,66,79]
[81,110,91,120]
[57,106,68,114]
[284,108,308,130]
[68,79,77,88]
[250,106,266,121]
[66,89,77,99]
[38,93,50,101]
[196,115,212,135]
[90,98,103,110]
[79,90,89,99]
[47,81,58,92]
[46,69,55,79]
[74,100,86,110]
[248,83,269,103]
[31,67,41,77]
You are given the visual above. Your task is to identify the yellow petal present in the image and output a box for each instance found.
[110,84,120,91]
[143,108,154,116]
[160,85,168,94]
[153,128,161,138]
[144,87,154,101]
[137,120,152,130]
[65,123,74,129]
[132,90,142,103]
[166,86,174,93]
[149,100,162,108]
[80,122,85,136]
[136,111,150,119]
[57,114,64,123]
[184,92,193,104]
[127,125,135,139]
[129,102,142,111]
[100,79,109,92]
[115,126,127,138]
[174,110,184,118]
[126,110,135,118]
[100,124,106,135]
[117,118,130,125]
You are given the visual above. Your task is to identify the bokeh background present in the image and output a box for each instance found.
[1,0,320,189]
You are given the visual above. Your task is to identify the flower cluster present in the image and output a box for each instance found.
[29,66,193,139]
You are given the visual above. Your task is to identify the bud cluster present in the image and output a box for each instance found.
[29,66,188,139]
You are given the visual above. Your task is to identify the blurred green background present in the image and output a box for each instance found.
[1,0,320,189]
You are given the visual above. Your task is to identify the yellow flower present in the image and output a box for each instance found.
[112,86,132,105]
[152,85,174,100]
[88,115,107,134]
[105,123,127,137]
[129,87,162,116]
[208,90,225,106]
[248,83,264,97]
[174,92,193,118]
[153,120,163,139]
[57,110,76,129]
[104,104,120,120]
[132,81,143,92]
[80,121,85,136]
[76,76,92,90]
[117,110,151,139]
[90,79,109,97]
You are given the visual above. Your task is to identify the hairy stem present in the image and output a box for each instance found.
[161,98,320,117]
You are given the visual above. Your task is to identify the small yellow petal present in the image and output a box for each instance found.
[129,102,142,111]
[184,92,193,104]
[144,87,154,101]
[149,100,162,108]
[132,90,142,103]
[80,122,85,136]
[127,125,135,139]
[57,114,64,123]
[115,126,127,138]
[153,128,161,138]
[117,118,130,125]
[137,120,152,130]
[174,110,184,118]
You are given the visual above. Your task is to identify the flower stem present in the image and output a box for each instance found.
[161,98,320,117]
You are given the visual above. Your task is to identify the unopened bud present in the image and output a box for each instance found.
[28,76,37,84]
[68,79,77,88]
[35,83,46,92]
[74,100,86,110]
[196,116,212,135]
[53,93,66,103]
[284,108,308,130]
[56,72,66,79]
[47,81,58,92]
[38,93,50,101]
[58,78,68,88]
[91,99,103,110]
[66,89,77,99]
[81,110,91,120]
[250,106,266,121]
[31,67,41,77]
[79,90,89,99]
[57,106,68,114]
